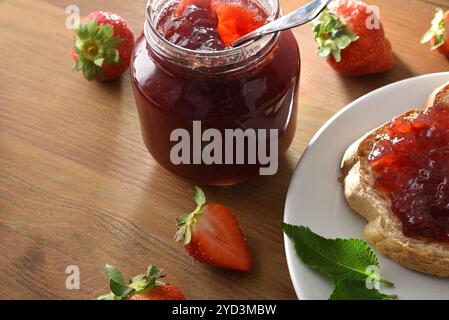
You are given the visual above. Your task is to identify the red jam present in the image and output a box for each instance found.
[131,0,300,185]
[157,0,268,50]
[368,104,449,242]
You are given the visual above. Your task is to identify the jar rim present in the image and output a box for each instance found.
[144,0,280,70]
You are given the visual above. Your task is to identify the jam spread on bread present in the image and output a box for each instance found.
[368,103,449,242]
[157,0,268,50]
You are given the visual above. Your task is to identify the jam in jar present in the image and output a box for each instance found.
[368,103,449,242]
[131,0,301,185]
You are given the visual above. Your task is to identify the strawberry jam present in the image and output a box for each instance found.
[131,0,300,185]
[157,0,268,50]
[368,104,449,242]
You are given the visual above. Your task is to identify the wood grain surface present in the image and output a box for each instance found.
[0,0,448,300]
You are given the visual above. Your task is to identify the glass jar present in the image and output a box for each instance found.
[131,0,300,185]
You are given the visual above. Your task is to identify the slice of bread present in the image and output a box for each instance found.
[341,81,449,277]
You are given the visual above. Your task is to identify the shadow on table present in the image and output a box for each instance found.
[206,155,298,213]
[337,53,417,102]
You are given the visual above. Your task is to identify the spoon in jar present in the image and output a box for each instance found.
[230,0,331,47]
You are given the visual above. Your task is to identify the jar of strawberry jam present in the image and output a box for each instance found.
[131,0,300,185]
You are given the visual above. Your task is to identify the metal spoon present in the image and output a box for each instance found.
[231,0,331,47]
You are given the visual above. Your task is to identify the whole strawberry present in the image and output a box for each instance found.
[72,11,135,81]
[175,187,253,271]
[421,8,449,59]
[312,0,393,76]
[97,264,185,300]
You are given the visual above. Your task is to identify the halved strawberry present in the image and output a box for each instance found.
[175,187,253,271]
[97,264,185,300]
[421,8,449,59]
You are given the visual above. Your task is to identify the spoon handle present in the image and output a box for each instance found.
[231,0,330,47]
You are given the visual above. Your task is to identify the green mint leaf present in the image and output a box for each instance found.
[330,280,396,300]
[282,223,397,300]
[281,223,389,284]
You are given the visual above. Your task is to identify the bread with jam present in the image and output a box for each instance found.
[341,81,449,277]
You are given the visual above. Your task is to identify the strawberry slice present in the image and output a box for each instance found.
[213,2,266,46]
[97,264,185,300]
[175,187,253,271]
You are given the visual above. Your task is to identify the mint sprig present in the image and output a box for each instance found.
[282,223,396,300]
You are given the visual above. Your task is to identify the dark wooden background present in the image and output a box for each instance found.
[0,0,448,299]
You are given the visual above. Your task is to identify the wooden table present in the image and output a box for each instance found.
[0,0,448,300]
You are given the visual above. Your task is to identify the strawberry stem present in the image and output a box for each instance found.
[175,187,206,245]
[72,19,122,80]
[312,7,359,63]
[97,264,166,300]
[421,8,446,50]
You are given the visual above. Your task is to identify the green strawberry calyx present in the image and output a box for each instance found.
[97,264,165,300]
[312,8,360,63]
[421,8,446,50]
[175,187,206,245]
[73,19,122,80]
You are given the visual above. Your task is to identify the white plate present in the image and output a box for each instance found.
[284,72,449,300]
